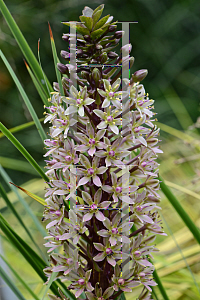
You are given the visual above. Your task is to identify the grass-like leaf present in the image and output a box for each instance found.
[0,166,47,238]
[0,50,47,142]
[0,118,44,139]
[0,0,53,96]
[159,175,200,244]
[48,23,64,96]
[9,182,47,206]
[0,265,26,300]
[0,213,76,300]
[0,183,45,259]
[24,59,49,106]
[0,253,40,300]
[0,122,49,182]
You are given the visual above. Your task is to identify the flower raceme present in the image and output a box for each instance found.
[43,4,165,300]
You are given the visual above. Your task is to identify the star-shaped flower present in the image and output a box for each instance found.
[97,78,128,109]
[93,107,123,135]
[97,212,133,246]
[75,122,106,156]
[67,268,94,298]
[95,136,131,167]
[76,189,111,222]
[72,155,108,187]
[102,172,137,204]
[63,85,95,117]
[59,210,88,244]
[93,240,129,267]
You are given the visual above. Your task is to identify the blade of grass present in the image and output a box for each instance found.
[0,122,49,182]
[9,182,47,206]
[159,175,200,244]
[0,254,40,300]
[0,50,47,142]
[0,0,53,96]
[0,157,38,175]
[0,118,44,139]
[24,59,49,107]
[48,23,64,96]
[0,213,76,299]
[0,166,47,237]
[42,271,58,300]
[0,183,45,260]
[165,180,200,201]
[0,265,26,300]
[161,213,200,296]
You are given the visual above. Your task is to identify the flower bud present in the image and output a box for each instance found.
[108,25,117,32]
[81,71,90,80]
[100,52,108,64]
[84,35,91,42]
[132,69,148,82]
[57,63,69,74]
[92,68,101,82]
[114,31,124,39]
[60,50,70,60]
[62,34,69,42]
[107,51,118,59]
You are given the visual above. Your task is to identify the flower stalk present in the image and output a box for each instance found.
[43,4,165,300]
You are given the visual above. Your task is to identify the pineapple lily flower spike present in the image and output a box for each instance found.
[43,4,165,300]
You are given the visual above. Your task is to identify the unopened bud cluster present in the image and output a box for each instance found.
[43,4,165,300]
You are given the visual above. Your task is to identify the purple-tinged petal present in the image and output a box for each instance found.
[107,256,116,266]
[93,252,106,262]
[46,220,57,229]
[92,175,102,187]
[96,129,106,140]
[102,98,110,108]
[100,201,111,208]
[78,176,90,187]
[97,166,108,174]
[109,236,117,246]
[75,288,84,298]
[93,243,104,251]
[93,109,105,119]
[95,210,106,221]
[97,229,110,237]
[102,185,113,193]
[97,121,107,129]
[75,145,89,152]
[88,146,96,156]
[83,212,93,222]
[109,124,119,134]
[85,292,96,300]
[59,232,72,240]
[86,282,94,292]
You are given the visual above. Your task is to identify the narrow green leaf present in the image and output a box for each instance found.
[0,183,45,259]
[0,254,40,300]
[0,122,49,182]
[159,175,200,245]
[24,60,49,106]
[9,182,47,206]
[93,14,110,31]
[0,0,53,96]
[0,213,76,300]
[0,265,26,300]
[0,165,47,238]
[48,23,64,96]
[0,50,47,142]
[42,271,59,300]
[0,118,45,139]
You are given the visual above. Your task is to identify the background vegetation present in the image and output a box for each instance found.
[0,0,200,299]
